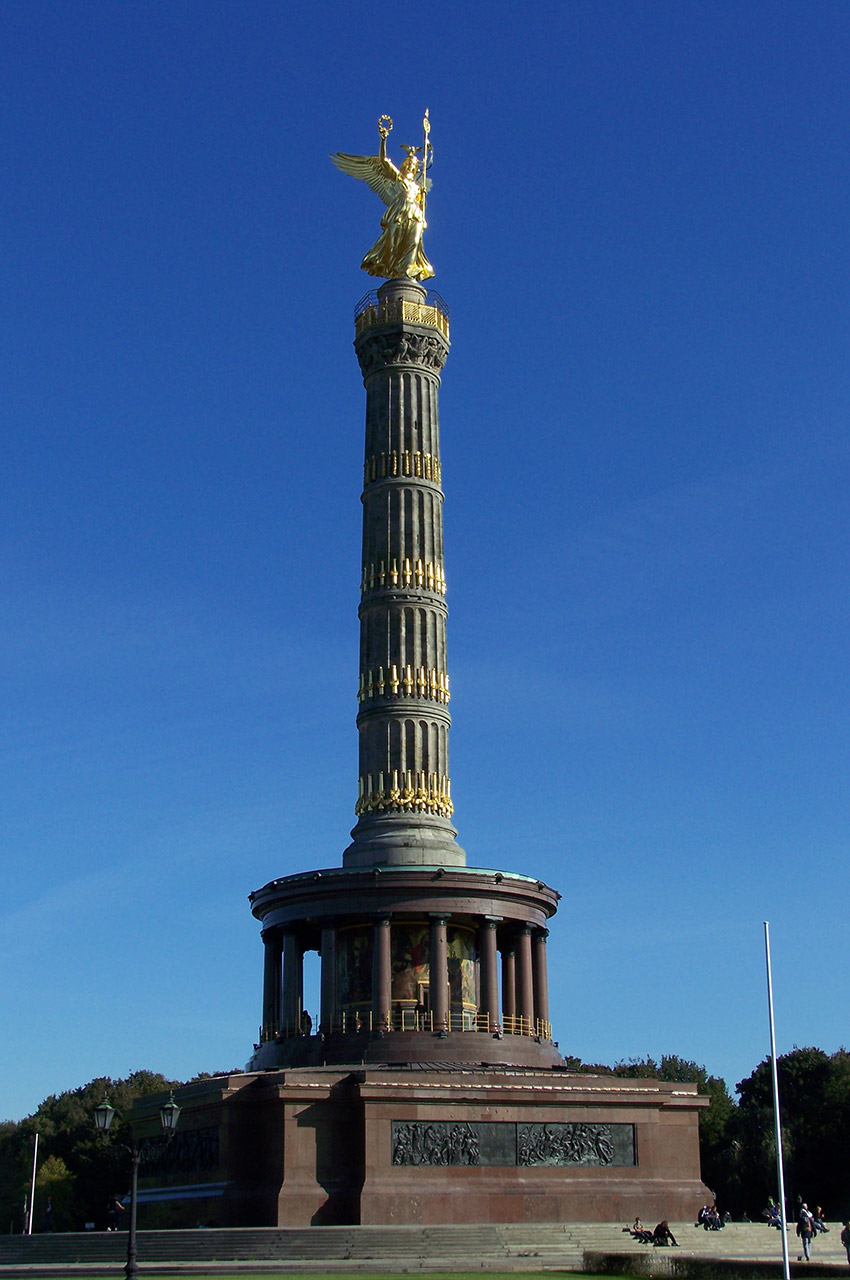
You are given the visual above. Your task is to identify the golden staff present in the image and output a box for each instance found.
[421,109,431,218]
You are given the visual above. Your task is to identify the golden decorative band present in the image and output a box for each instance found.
[358,666,450,703]
[363,450,442,485]
[355,298,449,340]
[355,771,453,818]
[361,558,446,595]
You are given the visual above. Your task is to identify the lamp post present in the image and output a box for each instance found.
[94,1091,181,1280]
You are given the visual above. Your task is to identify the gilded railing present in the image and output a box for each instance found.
[355,291,450,340]
[259,1010,553,1043]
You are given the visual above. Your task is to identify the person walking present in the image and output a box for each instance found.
[107,1195,124,1232]
[797,1204,814,1261]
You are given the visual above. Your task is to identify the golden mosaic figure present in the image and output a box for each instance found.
[331,113,435,281]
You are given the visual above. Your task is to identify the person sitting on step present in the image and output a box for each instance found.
[652,1221,678,1247]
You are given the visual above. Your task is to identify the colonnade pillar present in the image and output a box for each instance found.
[515,926,534,1027]
[429,914,449,1032]
[262,928,282,1036]
[532,928,550,1029]
[501,942,516,1022]
[281,930,302,1031]
[479,917,500,1031]
[372,916,392,1031]
[320,926,337,1034]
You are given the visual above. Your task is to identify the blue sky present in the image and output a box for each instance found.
[2,0,849,1122]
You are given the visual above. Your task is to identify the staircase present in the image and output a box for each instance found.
[0,1221,844,1274]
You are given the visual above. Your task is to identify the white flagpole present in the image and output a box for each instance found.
[764,921,790,1280]
[27,1131,38,1235]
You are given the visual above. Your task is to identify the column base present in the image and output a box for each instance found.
[342,812,466,868]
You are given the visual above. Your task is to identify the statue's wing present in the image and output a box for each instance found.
[330,152,396,206]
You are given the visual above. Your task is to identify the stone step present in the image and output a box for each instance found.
[0,1225,567,1267]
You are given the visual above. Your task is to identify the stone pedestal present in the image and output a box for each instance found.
[132,1068,709,1228]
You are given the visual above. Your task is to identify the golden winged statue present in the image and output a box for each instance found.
[331,114,434,282]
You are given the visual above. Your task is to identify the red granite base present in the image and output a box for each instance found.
[131,1066,710,1228]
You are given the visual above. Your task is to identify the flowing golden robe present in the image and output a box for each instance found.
[331,143,435,282]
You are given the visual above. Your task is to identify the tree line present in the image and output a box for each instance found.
[1,1047,847,1231]
[567,1047,850,1219]
[0,1069,229,1235]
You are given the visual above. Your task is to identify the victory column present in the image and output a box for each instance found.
[131,115,709,1230]
[248,114,560,1060]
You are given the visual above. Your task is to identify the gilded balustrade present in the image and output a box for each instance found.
[259,1010,552,1044]
[355,296,449,340]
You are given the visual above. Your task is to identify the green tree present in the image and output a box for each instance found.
[0,1119,32,1234]
[35,1154,75,1230]
[733,1046,850,1220]
[0,1070,180,1232]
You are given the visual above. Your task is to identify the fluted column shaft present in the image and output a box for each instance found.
[344,280,463,868]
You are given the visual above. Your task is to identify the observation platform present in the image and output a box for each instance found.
[354,287,449,338]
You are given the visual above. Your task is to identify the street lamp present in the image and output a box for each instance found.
[94,1091,181,1280]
